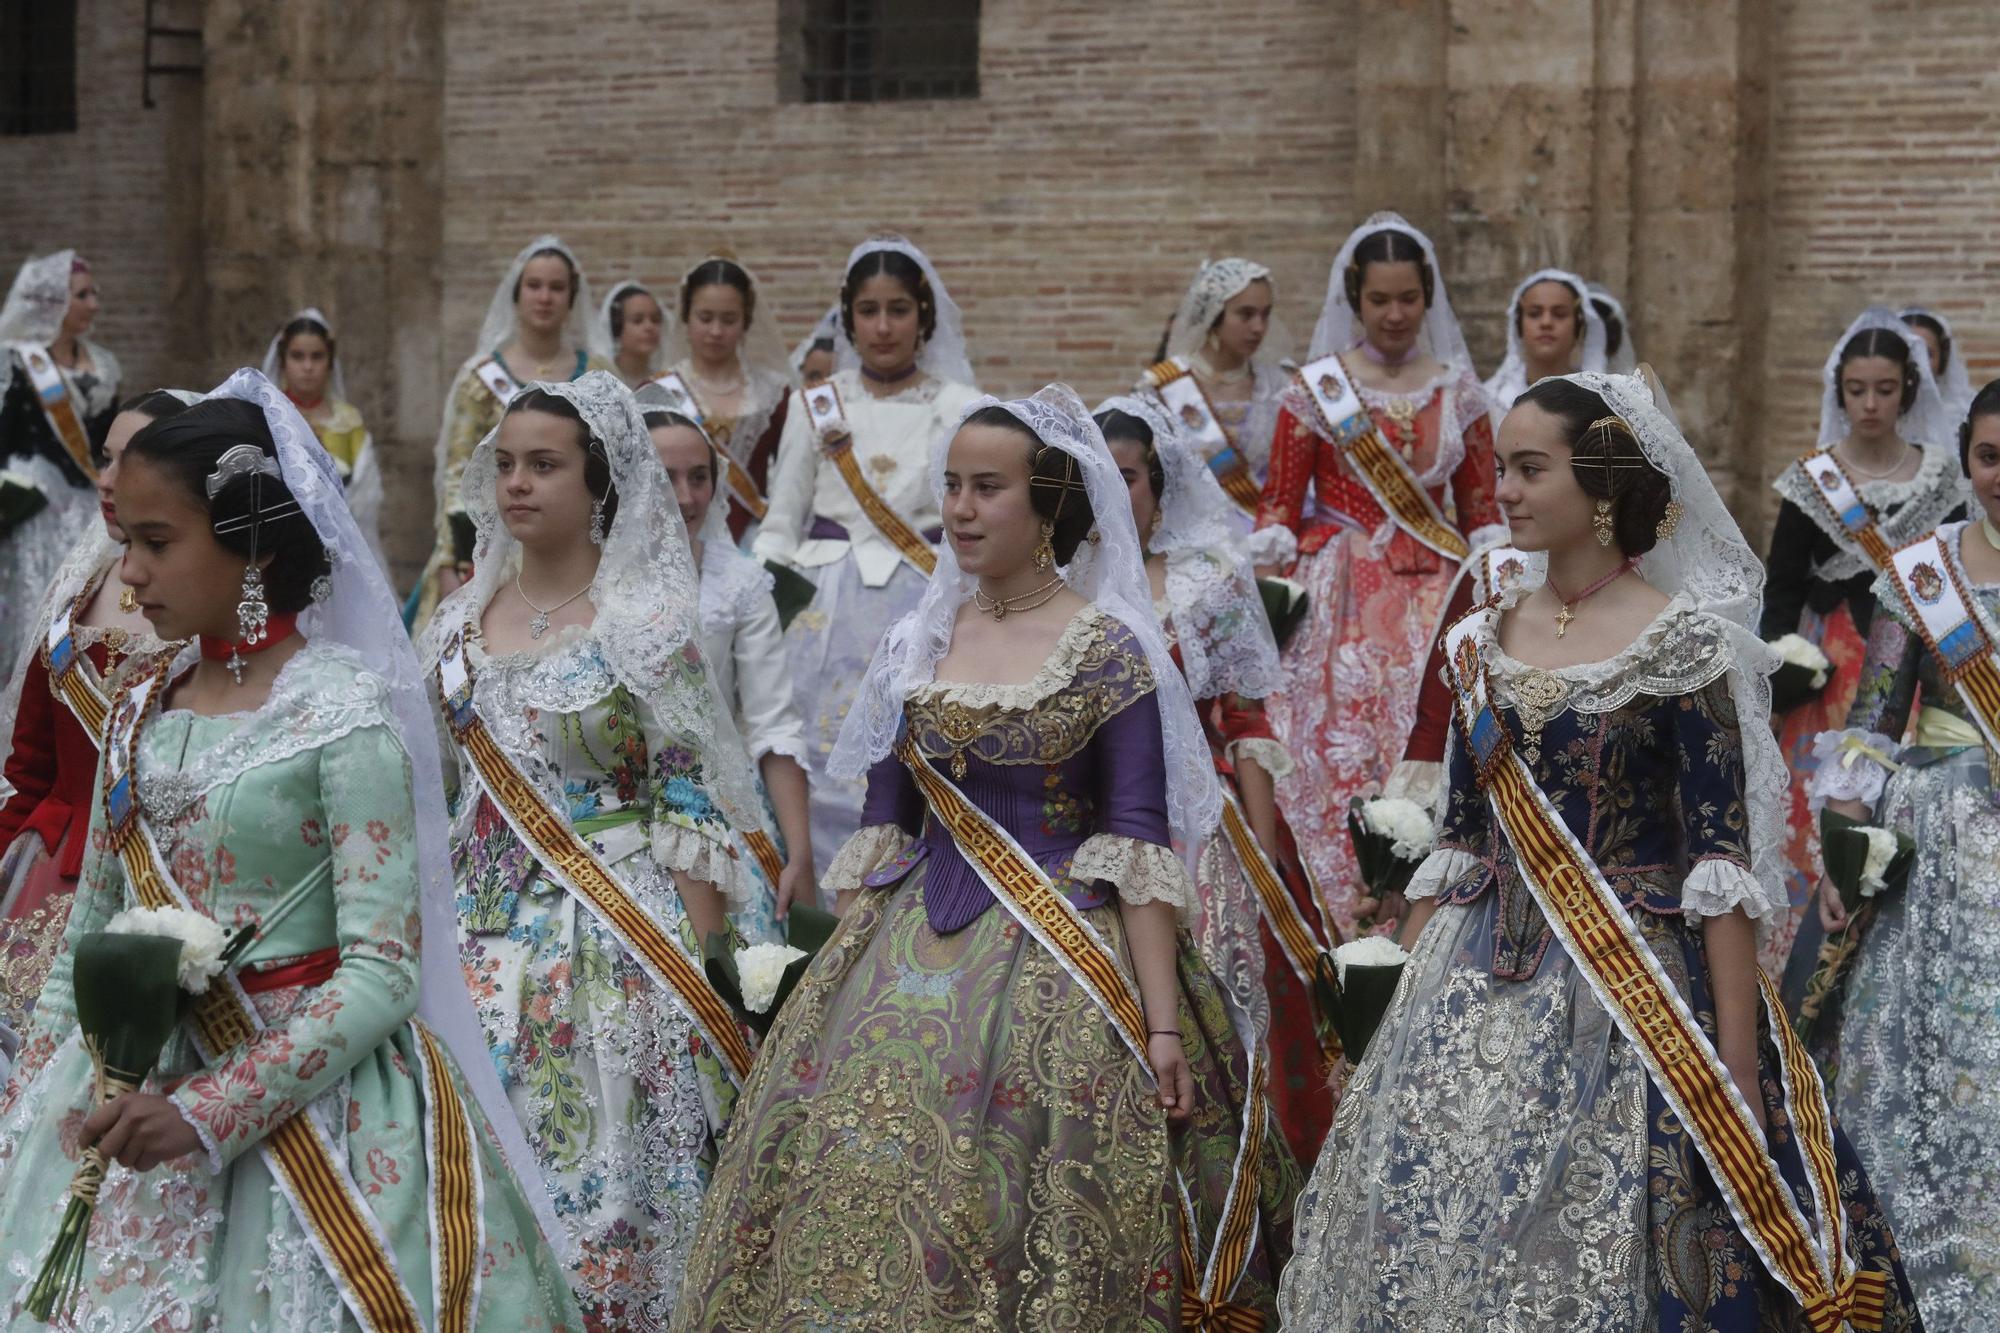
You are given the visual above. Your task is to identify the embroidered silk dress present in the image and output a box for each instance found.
[0,558,166,1047]
[752,368,980,877]
[1802,523,2000,1327]
[672,607,1299,1331]
[1252,363,1501,937]
[1764,444,1961,984]
[1156,552,1338,1165]
[444,618,752,1331]
[673,363,792,546]
[1277,595,1921,1331]
[0,643,579,1330]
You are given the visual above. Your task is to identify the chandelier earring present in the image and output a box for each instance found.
[1655,499,1684,541]
[1033,521,1055,570]
[1593,499,1616,547]
[589,497,607,546]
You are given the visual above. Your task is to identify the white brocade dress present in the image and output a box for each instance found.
[751,369,979,876]
[697,539,810,944]
[445,624,752,1331]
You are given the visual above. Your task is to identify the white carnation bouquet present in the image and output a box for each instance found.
[702,903,839,1038]
[1311,936,1410,1066]
[1768,632,1832,713]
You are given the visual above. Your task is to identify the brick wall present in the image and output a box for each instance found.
[0,0,203,395]
[441,0,1357,406]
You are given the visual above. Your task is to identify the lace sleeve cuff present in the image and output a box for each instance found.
[1382,759,1444,818]
[1406,847,1482,902]
[823,823,912,895]
[651,820,755,907]
[1070,834,1194,919]
[1682,857,1787,925]
[1242,524,1297,568]
[1804,729,1899,813]
[1226,736,1295,781]
[169,1089,228,1175]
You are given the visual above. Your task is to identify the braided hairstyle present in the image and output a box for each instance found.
[963,404,1095,564]
[1836,327,1920,414]
[1343,229,1434,312]
[680,259,756,329]
[840,249,936,347]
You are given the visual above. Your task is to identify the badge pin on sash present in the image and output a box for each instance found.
[475,360,520,405]
[805,381,853,449]
[646,370,703,424]
[1153,373,1229,455]
[1298,353,1373,448]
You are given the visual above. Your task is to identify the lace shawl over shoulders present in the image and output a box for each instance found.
[1479,591,1734,720]
[136,642,400,820]
[1772,443,1962,583]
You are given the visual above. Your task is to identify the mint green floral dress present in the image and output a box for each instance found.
[0,643,580,1331]
[446,625,752,1332]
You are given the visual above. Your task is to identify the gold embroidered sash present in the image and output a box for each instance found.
[1440,610,1887,1333]
[103,659,473,1333]
[436,628,756,1084]
[1143,359,1261,514]
[897,735,1270,1321]
[1296,353,1467,560]
[1881,530,2000,752]
[42,587,112,740]
[10,342,96,481]
[801,381,936,575]
[1217,793,1330,995]
[1798,450,1894,571]
[648,369,768,521]
[742,827,786,887]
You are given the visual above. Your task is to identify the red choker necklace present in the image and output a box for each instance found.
[285,390,325,412]
[861,361,919,384]
[200,612,300,684]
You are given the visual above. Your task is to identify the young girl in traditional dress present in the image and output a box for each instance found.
[1804,377,2000,1327]
[0,371,579,1329]
[1766,309,1956,984]
[1098,391,1338,1163]
[675,385,1298,1330]
[0,389,190,1060]
[413,235,611,628]
[0,252,122,680]
[1251,212,1503,937]
[598,281,668,389]
[1480,265,1608,428]
[1278,369,1921,1332]
[644,402,814,930]
[422,372,766,1329]
[261,309,386,572]
[752,236,981,874]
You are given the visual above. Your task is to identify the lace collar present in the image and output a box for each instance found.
[1772,441,1964,583]
[1474,588,1733,718]
[915,605,1125,710]
[136,641,395,820]
[826,365,946,408]
[699,540,776,631]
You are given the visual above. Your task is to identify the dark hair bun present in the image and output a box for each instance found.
[1515,376,1673,557]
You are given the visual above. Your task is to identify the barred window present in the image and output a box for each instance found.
[783,0,979,104]
[0,0,77,135]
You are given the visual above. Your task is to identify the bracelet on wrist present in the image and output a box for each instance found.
[1148,1028,1181,1039]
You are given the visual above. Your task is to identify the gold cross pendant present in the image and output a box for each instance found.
[1554,603,1575,638]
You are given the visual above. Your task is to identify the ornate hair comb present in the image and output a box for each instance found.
[208,443,302,536]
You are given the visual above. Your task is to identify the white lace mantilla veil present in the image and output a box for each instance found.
[1586,280,1639,374]
[0,387,206,804]
[789,302,840,374]
[0,250,76,398]
[829,235,976,386]
[1899,303,1974,425]
[592,281,664,380]
[1508,368,1791,922]
[421,370,764,842]
[259,306,349,401]
[1163,257,1292,369]
[828,384,1222,851]
[1816,305,1952,451]
[1307,211,1474,368]
[1481,266,1609,419]
[1094,392,1282,702]
[471,234,600,367]
[205,369,566,1254]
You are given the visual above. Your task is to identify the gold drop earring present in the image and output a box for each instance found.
[1033,520,1055,570]
[1593,499,1615,546]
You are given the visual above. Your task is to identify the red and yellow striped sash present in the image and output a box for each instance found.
[1443,619,1887,1333]
[1217,794,1329,994]
[742,827,786,887]
[436,632,756,1084]
[1295,353,1468,561]
[11,342,96,481]
[411,1025,483,1333]
[1797,450,1894,571]
[898,735,1270,1322]
[1882,530,2000,755]
[801,379,937,576]
[723,453,769,522]
[1214,465,1262,515]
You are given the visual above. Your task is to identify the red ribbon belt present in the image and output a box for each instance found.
[239,947,340,994]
